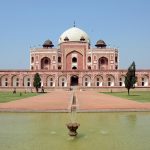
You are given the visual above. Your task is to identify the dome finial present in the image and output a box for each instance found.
[73,21,76,27]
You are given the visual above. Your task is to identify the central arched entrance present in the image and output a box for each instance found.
[70,75,78,86]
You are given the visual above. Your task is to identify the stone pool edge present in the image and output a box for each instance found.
[1,108,150,113]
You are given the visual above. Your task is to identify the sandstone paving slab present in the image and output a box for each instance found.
[76,91,150,111]
[0,91,72,111]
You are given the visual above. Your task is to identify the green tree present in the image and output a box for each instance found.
[33,73,41,93]
[125,61,137,95]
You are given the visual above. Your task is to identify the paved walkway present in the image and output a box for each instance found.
[76,91,150,111]
[0,91,72,112]
[0,90,150,112]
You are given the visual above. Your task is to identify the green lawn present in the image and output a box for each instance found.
[102,91,150,102]
[0,92,39,103]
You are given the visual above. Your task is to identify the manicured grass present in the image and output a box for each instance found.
[0,92,39,103]
[102,91,150,102]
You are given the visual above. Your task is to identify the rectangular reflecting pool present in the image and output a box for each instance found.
[0,112,150,150]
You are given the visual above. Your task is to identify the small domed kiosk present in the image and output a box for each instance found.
[43,40,54,48]
[95,40,107,48]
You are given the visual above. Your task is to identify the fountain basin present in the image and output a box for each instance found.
[0,112,150,150]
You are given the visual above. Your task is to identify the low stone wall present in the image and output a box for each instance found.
[0,86,150,92]
[79,87,150,92]
[0,87,70,92]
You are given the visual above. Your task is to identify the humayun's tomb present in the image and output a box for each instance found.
[0,26,150,91]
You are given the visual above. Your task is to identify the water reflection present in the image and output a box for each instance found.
[127,113,137,127]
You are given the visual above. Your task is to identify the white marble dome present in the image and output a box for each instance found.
[58,27,90,44]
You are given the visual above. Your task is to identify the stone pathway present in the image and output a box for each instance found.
[0,90,150,112]
[76,90,150,111]
[0,91,72,112]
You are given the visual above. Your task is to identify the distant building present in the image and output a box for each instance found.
[0,26,150,90]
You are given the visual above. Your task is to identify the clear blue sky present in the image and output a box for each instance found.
[0,0,150,69]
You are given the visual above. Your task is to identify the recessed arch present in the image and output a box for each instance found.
[0,75,9,87]
[83,75,91,87]
[23,75,31,87]
[70,75,78,86]
[66,51,83,70]
[31,57,34,63]
[12,75,20,87]
[141,75,149,86]
[94,75,103,86]
[58,76,67,87]
[41,57,51,70]
[58,56,61,63]
[106,74,115,86]
[47,75,55,87]
[119,75,125,87]
[98,57,108,70]
[87,56,91,62]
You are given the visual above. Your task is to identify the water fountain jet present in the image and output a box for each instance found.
[66,92,80,136]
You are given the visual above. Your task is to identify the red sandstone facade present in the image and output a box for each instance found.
[0,27,150,90]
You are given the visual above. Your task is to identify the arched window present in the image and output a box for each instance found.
[96,78,100,86]
[107,75,115,86]
[119,78,122,86]
[108,78,111,86]
[142,78,144,86]
[31,57,34,63]
[85,78,88,86]
[58,66,61,70]
[83,76,91,87]
[12,76,19,87]
[72,57,77,63]
[88,56,91,62]
[62,78,65,87]
[72,66,77,70]
[23,76,31,87]
[58,56,61,63]
[94,76,103,87]
[142,76,149,86]
[119,76,125,87]
[59,76,67,87]
[27,78,30,87]
[16,78,19,87]
[50,78,53,86]
[5,78,8,86]
[88,66,91,70]
[115,56,118,63]
[47,76,55,87]
[1,76,9,87]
